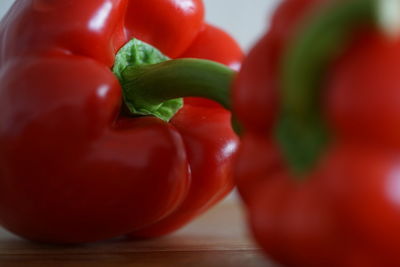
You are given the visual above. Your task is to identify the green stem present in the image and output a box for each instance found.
[122,58,234,112]
[277,0,378,176]
[113,38,236,123]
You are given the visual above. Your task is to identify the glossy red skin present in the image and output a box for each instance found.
[234,0,400,265]
[132,106,237,237]
[125,0,205,58]
[0,0,241,243]
[180,24,243,71]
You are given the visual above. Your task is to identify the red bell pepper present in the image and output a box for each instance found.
[0,0,242,243]
[234,0,400,266]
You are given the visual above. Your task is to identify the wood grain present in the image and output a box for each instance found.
[0,200,275,267]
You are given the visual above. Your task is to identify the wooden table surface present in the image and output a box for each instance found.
[0,200,275,267]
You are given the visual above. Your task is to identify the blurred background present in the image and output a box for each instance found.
[0,0,279,51]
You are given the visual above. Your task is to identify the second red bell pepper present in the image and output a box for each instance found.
[234,0,400,265]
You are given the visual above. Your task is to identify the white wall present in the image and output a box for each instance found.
[203,0,279,50]
[0,0,13,19]
[0,0,279,51]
